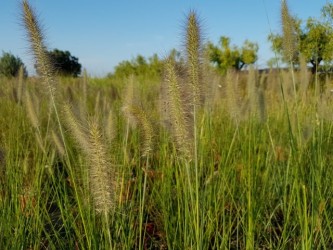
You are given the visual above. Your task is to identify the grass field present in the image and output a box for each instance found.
[1,1,333,250]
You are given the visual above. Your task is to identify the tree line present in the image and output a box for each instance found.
[0,49,81,78]
[1,2,333,78]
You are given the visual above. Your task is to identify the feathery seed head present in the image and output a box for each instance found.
[87,118,116,214]
[22,0,56,93]
[186,10,202,105]
[24,90,40,130]
[62,103,90,155]
[164,57,193,159]
[281,0,297,63]
[105,110,116,143]
[124,106,154,157]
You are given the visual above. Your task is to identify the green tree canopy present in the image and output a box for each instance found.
[0,51,27,78]
[46,49,81,77]
[206,36,258,75]
[301,18,333,72]
[322,3,333,24]
[109,53,164,79]
[268,2,333,73]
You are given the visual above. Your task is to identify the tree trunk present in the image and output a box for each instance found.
[310,58,322,74]
[238,61,245,70]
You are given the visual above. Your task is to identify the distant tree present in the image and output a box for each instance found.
[301,18,333,73]
[109,53,164,79]
[206,36,258,75]
[0,51,27,78]
[148,53,164,76]
[267,57,281,69]
[46,49,81,77]
[268,2,333,73]
[322,2,333,24]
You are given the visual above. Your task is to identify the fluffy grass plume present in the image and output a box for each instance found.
[257,88,266,123]
[63,103,118,213]
[123,106,154,157]
[247,67,266,122]
[122,76,154,157]
[247,66,258,117]
[122,76,135,111]
[299,55,310,101]
[186,10,202,106]
[62,103,90,155]
[121,76,138,129]
[164,57,192,158]
[24,89,40,131]
[22,1,56,93]
[281,0,297,63]
[225,70,242,123]
[22,0,67,157]
[24,89,46,153]
[87,118,116,214]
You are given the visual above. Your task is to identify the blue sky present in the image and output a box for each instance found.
[0,0,329,77]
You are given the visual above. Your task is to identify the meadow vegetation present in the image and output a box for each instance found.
[2,0,333,249]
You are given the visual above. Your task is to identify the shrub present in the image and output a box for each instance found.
[0,51,27,78]
[46,49,81,77]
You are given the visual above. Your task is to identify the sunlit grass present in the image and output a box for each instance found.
[1,1,333,249]
[1,67,333,249]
